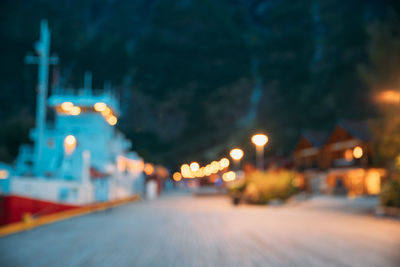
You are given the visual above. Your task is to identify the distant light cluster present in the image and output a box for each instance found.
[172,133,269,183]
[59,101,117,126]
[177,157,230,180]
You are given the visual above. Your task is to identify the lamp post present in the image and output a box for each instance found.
[190,162,200,173]
[251,134,268,170]
[229,148,244,171]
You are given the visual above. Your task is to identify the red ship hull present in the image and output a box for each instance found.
[0,195,79,225]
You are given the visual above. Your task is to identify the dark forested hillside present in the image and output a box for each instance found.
[0,0,393,167]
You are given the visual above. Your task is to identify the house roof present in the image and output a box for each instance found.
[336,120,371,142]
[302,131,329,148]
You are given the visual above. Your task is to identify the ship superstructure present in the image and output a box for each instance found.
[1,20,144,215]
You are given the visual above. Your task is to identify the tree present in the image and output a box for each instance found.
[359,6,400,167]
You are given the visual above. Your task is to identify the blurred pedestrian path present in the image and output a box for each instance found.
[0,194,399,267]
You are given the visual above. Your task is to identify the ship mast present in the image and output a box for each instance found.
[25,20,58,176]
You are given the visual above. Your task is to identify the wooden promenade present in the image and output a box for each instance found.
[0,194,399,267]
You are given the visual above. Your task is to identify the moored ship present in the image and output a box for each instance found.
[0,20,144,225]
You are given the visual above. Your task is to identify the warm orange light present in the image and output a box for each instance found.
[211,161,219,174]
[101,107,112,116]
[64,135,77,155]
[230,148,244,161]
[344,149,353,161]
[94,102,107,112]
[0,169,9,179]
[69,106,81,116]
[222,171,236,182]
[366,171,381,195]
[144,163,154,175]
[198,167,205,177]
[156,166,169,178]
[128,160,144,173]
[173,172,182,181]
[65,135,76,146]
[106,115,117,126]
[292,176,304,188]
[194,168,204,178]
[61,102,74,112]
[396,155,400,171]
[353,146,363,159]
[251,134,268,147]
[117,156,126,172]
[190,162,200,172]
[219,157,230,169]
[181,164,192,178]
[376,90,400,104]
[204,165,212,176]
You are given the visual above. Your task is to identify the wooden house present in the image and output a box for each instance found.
[292,131,328,192]
[322,120,385,196]
[293,131,328,170]
[321,120,371,169]
[293,120,385,196]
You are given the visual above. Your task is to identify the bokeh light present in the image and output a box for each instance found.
[230,148,244,161]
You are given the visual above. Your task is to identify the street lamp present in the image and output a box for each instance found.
[180,164,191,178]
[219,158,230,170]
[251,134,268,170]
[190,162,200,172]
[222,171,236,182]
[172,172,182,182]
[230,148,244,171]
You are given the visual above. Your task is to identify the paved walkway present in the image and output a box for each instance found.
[0,194,399,267]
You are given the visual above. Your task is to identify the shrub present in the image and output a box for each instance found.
[380,177,400,208]
[229,170,300,205]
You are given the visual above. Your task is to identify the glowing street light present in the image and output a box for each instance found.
[222,171,236,182]
[230,148,244,161]
[210,161,219,174]
[172,172,182,182]
[251,134,268,147]
[64,135,77,155]
[230,148,244,171]
[204,165,212,176]
[190,162,200,172]
[251,133,268,170]
[219,157,230,170]
[195,167,205,178]
[181,164,192,178]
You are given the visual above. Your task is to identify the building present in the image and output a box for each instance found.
[292,131,328,193]
[293,120,385,196]
[293,131,328,171]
